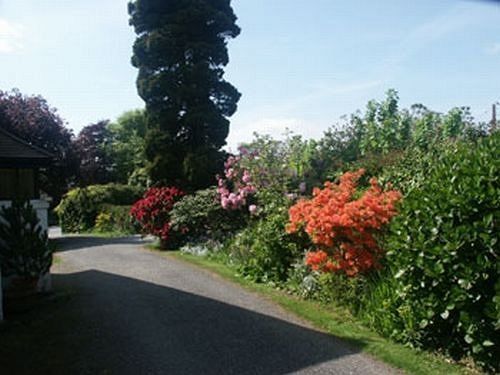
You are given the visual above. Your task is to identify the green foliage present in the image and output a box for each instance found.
[0,200,53,278]
[315,116,363,179]
[94,205,136,234]
[129,0,241,189]
[127,167,150,189]
[55,184,143,233]
[378,134,499,371]
[237,133,319,209]
[107,109,147,185]
[225,208,306,283]
[170,187,246,243]
[358,89,412,155]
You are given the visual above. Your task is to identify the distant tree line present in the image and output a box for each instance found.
[0,86,490,204]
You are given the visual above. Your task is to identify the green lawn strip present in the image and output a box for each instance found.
[167,251,474,375]
[52,254,63,265]
[77,230,134,238]
[55,230,135,239]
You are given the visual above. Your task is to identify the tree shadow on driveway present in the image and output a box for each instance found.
[1,270,370,375]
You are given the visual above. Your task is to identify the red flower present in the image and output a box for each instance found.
[130,187,185,243]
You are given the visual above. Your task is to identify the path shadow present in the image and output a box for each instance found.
[1,270,367,375]
[53,235,152,252]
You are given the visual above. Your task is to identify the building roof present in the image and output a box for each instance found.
[0,127,54,167]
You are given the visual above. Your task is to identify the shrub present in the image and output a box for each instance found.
[55,184,143,233]
[94,205,137,234]
[0,200,53,279]
[216,153,257,211]
[170,187,247,244]
[287,169,401,276]
[378,134,499,371]
[216,134,319,217]
[225,207,307,283]
[130,187,184,248]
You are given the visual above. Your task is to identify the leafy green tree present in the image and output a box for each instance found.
[129,0,241,190]
[408,104,440,150]
[359,89,412,155]
[107,109,147,184]
[316,114,364,177]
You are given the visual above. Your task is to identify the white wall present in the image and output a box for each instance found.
[0,199,50,232]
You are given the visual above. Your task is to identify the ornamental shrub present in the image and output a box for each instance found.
[225,207,307,283]
[0,200,53,279]
[55,184,143,233]
[216,152,257,211]
[94,205,137,234]
[169,187,247,244]
[378,134,499,371]
[217,134,319,217]
[130,187,184,248]
[287,169,401,276]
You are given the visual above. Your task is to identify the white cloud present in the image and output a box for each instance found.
[486,43,500,55]
[0,18,24,53]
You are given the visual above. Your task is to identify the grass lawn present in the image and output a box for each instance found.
[166,250,480,375]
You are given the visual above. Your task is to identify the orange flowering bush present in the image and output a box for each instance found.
[287,169,401,276]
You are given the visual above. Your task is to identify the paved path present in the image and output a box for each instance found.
[47,235,395,375]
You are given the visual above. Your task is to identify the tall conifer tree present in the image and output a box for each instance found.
[129,0,241,189]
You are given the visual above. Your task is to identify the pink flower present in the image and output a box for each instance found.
[242,170,251,184]
[249,204,257,215]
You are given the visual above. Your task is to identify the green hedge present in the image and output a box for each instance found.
[371,134,499,371]
[94,204,137,234]
[55,184,143,233]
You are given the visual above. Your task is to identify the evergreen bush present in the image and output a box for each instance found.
[0,200,53,279]
[375,134,499,370]
[55,184,143,233]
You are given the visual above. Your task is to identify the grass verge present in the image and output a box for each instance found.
[165,250,477,375]
[74,230,135,238]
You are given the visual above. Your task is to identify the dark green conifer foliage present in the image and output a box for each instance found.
[128,0,241,189]
[0,200,53,279]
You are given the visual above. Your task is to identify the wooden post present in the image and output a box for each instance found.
[491,104,497,133]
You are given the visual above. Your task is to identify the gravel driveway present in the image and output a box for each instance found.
[39,235,395,374]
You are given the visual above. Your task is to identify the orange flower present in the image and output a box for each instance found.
[288,169,401,276]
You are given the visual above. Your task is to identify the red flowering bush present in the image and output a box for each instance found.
[287,169,401,276]
[130,187,185,247]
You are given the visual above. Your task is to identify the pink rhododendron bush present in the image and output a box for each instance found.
[216,134,318,216]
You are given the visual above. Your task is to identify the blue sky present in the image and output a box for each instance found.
[1,0,499,150]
